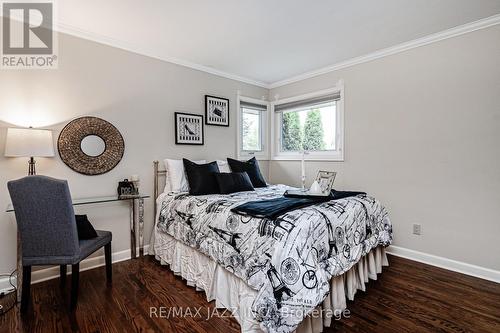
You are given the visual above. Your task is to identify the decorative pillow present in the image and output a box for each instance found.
[227,157,267,188]
[183,159,220,195]
[215,172,255,194]
[75,215,98,240]
[216,160,231,173]
[163,159,206,193]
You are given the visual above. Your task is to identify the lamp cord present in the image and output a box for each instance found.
[0,270,18,316]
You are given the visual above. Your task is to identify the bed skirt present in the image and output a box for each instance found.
[153,231,388,333]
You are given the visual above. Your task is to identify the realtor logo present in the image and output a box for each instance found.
[1,0,58,69]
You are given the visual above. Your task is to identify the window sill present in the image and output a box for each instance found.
[271,157,344,162]
[237,153,270,161]
[271,151,344,162]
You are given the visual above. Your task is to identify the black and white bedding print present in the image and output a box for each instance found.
[155,184,392,333]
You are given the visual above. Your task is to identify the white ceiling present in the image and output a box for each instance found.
[55,0,500,86]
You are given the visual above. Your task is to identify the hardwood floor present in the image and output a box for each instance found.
[1,255,499,333]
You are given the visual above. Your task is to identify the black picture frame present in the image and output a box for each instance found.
[174,112,204,145]
[205,95,229,127]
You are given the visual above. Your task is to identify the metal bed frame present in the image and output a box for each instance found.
[153,160,167,221]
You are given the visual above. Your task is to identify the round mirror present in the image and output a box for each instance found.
[58,116,125,175]
[80,135,106,157]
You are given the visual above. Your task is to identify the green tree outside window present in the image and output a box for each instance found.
[303,109,325,151]
[282,112,303,151]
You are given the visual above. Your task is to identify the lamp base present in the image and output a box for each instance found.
[28,157,36,175]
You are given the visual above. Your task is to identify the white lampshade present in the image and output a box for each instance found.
[4,128,55,157]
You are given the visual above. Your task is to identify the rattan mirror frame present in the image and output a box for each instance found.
[58,116,125,175]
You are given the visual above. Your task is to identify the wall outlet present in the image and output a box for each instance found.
[413,223,422,235]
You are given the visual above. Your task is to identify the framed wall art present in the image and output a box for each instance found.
[205,95,229,126]
[58,116,125,175]
[175,112,204,145]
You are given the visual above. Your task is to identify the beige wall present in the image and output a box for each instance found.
[0,31,268,275]
[1,22,498,278]
[269,25,500,270]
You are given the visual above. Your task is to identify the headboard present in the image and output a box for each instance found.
[153,160,167,220]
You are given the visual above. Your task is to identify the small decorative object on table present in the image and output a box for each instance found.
[309,180,323,194]
[117,179,138,198]
[285,170,337,198]
[175,112,204,145]
[205,95,229,126]
[316,170,337,193]
[130,174,140,192]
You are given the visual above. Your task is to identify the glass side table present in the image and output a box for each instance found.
[6,194,150,301]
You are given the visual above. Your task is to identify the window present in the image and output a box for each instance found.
[280,101,336,152]
[242,108,262,151]
[272,86,344,161]
[237,96,269,159]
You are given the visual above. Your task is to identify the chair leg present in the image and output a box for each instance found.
[70,263,79,311]
[20,266,31,314]
[104,242,112,283]
[60,265,67,288]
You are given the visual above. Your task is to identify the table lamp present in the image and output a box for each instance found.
[4,127,55,175]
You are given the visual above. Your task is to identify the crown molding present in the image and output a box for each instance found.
[54,22,270,89]
[5,12,498,90]
[268,13,500,89]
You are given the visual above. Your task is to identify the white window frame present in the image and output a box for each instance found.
[271,81,344,161]
[237,94,270,160]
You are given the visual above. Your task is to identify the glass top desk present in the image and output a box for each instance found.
[6,194,150,259]
[6,195,150,301]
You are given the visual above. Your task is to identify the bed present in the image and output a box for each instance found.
[149,160,393,333]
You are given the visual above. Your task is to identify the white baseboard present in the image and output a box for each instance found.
[386,245,500,283]
[0,245,149,293]
[3,244,498,292]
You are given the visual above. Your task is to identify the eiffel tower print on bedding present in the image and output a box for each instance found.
[155,184,392,333]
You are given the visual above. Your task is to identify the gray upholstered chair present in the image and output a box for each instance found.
[7,176,112,312]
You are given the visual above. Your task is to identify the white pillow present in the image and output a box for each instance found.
[163,159,206,193]
[216,160,231,173]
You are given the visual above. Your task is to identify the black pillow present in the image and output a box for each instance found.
[183,159,220,195]
[227,157,267,188]
[215,172,255,194]
[75,215,98,240]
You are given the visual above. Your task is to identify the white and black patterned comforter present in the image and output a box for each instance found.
[156,185,392,333]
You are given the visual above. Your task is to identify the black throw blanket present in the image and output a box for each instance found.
[231,190,366,220]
